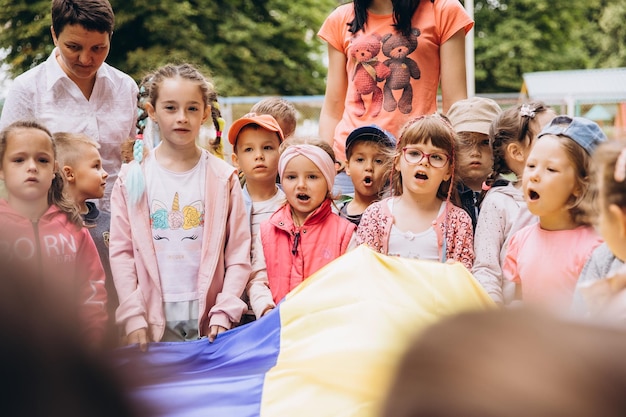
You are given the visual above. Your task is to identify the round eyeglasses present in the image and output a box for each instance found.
[402,147,449,168]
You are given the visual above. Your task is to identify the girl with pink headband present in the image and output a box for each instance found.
[247,137,357,309]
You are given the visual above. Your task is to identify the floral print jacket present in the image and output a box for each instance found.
[356,198,474,270]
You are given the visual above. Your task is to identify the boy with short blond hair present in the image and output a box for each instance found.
[54,132,118,348]
[250,97,298,139]
[339,124,396,226]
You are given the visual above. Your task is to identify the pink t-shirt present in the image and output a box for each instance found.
[318,1,473,161]
[504,224,603,311]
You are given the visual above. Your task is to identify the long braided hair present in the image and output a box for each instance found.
[478,101,552,205]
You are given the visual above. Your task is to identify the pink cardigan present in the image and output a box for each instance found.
[356,198,474,270]
[109,150,251,341]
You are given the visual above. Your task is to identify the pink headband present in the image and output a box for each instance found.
[278,144,336,192]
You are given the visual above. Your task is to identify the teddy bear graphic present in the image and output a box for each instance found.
[381,28,421,114]
[350,33,391,117]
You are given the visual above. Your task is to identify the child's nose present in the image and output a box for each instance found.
[27,159,38,171]
[177,110,188,122]
[528,170,539,182]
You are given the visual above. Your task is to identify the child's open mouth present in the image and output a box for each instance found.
[415,172,428,180]
[297,193,310,201]
[528,190,540,200]
[363,176,372,184]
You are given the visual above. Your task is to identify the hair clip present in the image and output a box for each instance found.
[481,181,491,191]
[614,147,626,182]
[519,104,536,119]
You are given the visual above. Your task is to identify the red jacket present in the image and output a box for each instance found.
[0,201,107,345]
[260,199,356,303]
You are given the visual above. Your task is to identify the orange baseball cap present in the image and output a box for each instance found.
[228,113,285,146]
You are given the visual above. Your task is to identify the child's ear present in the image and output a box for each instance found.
[507,142,526,162]
[344,160,351,177]
[572,176,590,199]
[231,152,239,169]
[394,155,402,173]
[144,102,156,120]
[62,165,75,183]
[609,204,626,238]
[202,106,211,124]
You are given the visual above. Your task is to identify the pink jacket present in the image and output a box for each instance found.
[259,198,356,303]
[0,201,107,344]
[356,198,474,270]
[109,151,251,342]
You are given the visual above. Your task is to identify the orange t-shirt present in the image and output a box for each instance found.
[318,0,473,161]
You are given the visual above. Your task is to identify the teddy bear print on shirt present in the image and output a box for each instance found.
[381,28,421,114]
[350,33,391,118]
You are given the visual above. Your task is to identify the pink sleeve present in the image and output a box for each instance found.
[109,169,149,336]
[77,228,108,346]
[248,233,275,319]
[447,207,474,270]
[208,172,251,329]
[355,203,384,252]
[503,233,521,284]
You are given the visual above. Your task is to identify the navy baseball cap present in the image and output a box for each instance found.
[345,125,397,159]
[538,116,607,155]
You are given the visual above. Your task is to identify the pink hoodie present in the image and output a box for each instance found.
[0,201,108,345]
[109,151,251,342]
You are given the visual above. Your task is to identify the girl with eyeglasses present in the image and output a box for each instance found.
[356,114,474,269]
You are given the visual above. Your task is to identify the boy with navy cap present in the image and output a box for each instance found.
[338,124,396,226]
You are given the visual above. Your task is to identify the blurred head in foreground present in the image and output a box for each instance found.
[0,256,147,417]
[381,308,626,417]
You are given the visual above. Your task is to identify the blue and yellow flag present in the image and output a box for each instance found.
[112,245,494,417]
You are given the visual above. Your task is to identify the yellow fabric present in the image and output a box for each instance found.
[261,245,495,417]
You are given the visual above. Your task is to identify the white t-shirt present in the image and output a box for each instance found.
[250,188,286,253]
[387,199,443,260]
[145,149,207,340]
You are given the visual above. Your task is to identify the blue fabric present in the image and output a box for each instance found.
[111,308,281,417]
[108,246,494,417]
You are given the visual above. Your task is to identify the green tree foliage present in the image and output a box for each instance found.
[0,0,338,96]
[473,0,594,93]
[586,1,626,68]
